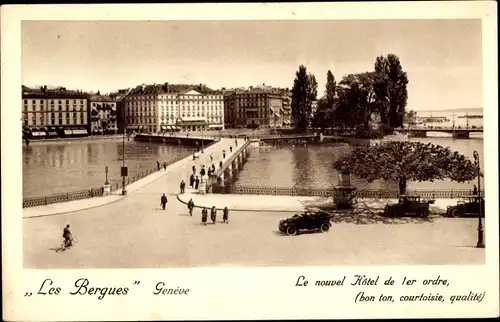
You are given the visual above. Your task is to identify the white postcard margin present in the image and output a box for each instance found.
[1,2,499,321]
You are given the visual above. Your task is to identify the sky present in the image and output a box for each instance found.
[22,20,483,111]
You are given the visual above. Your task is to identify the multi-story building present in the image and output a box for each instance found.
[123,83,224,133]
[223,85,284,129]
[22,85,89,138]
[280,89,292,126]
[89,93,118,134]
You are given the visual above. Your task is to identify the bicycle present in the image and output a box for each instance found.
[60,235,78,251]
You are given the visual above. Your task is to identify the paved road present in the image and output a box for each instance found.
[23,137,484,268]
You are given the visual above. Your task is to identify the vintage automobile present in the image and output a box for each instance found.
[446,196,485,218]
[278,211,332,236]
[383,195,435,218]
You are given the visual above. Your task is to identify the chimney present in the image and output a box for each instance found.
[141,83,146,91]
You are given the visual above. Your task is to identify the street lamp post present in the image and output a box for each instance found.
[105,165,109,185]
[121,129,127,195]
[473,150,484,248]
[201,124,204,153]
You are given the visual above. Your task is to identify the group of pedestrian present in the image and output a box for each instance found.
[157,160,168,171]
[189,173,200,189]
[200,205,229,225]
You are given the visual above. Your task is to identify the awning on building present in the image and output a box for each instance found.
[127,126,139,130]
[32,132,46,137]
[47,131,58,136]
[208,124,223,129]
[161,125,168,130]
[180,117,207,123]
[64,129,73,135]
[72,129,88,135]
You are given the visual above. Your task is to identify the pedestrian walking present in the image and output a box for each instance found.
[210,153,213,163]
[160,193,168,210]
[187,198,195,216]
[163,162,167,171]
[210,206,217,224]
[223,206,229,224]
[180,180,186,193]
[473,184,478,196]
[189,173,195,188]
[200,166,206,177]
[192,165,196,174]
[223,151,226,158]
[235,139,238,147]
[219,160,223,169]
[157,160,160,171]
[230,146,233,152]
[195,176,200,190]
[211,164,216,173]
[201,207,208,225]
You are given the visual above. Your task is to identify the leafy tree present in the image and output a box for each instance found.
[291,65,318,131]
[312,98,328,129]
[333,141,478,195]
[312,70,337,130]
[335,72,378,133]
[373,54,408,128]
[325,70,337,110]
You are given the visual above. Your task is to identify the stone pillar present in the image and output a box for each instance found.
[232,159,238,172]
[333,173,356,209]
[103,184,111,196]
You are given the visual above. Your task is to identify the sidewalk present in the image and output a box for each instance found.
[177,192,458,213]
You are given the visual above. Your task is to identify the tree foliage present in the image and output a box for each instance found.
[291,65,318,131]
[374,54,408,128]
[333,141,478,195]
[335,72,378,133]
[312,70,337,130]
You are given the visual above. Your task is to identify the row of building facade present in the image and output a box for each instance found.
[21,83,294,139]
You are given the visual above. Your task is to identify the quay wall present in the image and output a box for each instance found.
[134,133,217,147]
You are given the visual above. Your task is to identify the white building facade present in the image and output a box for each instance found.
[22,86,89,138]
[123,83,224,133]
[89,94,118,134]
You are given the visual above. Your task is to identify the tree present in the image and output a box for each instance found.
[291,65,318,131]
[325,70,337,110]
[312,98,328,129]
[333,141,478,195]
[373,54,408,128]
[335,72,378,133]
[312,70,337,129]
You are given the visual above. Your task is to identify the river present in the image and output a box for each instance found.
[22,139,196,198]
[232,136,484,191]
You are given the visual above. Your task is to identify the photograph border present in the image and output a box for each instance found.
[2,2,499,320]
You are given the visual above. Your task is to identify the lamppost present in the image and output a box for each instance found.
[201,125,204,153]
[473,150,484,248]
[121,128,127,195]
[105,165,109,185]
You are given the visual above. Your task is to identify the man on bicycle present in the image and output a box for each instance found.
[187,198,195,216]
[63,224,72,247]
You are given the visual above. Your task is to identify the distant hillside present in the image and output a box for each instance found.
[417,107,483,114]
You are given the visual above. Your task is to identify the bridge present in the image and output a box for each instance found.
[399,127,483,139]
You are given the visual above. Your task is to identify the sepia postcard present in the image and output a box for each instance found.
[2,2,499,321]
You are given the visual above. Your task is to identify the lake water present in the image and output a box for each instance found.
[22,139,196,198]
[232,136,484,191]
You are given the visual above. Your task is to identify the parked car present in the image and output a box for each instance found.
[278,211,331,236]
[446,196,485,218]
[383,195,435,218]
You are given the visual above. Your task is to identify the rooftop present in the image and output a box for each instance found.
[126,83,222,97]
[22,86,89,98]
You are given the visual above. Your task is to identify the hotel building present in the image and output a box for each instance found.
[89,94,118,134]
[22,86,89,138]
[223,85,285,129]
[123,83,224,133]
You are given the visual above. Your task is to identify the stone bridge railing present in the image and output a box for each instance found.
[222,186,483,199]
